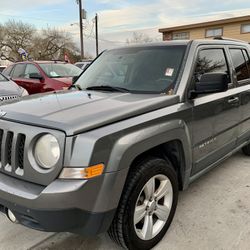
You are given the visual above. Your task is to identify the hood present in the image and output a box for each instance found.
[0,90,180,135]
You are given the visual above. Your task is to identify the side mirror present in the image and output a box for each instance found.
[29,73,43,80]
[189,73,229,99]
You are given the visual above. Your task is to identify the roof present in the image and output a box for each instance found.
[109,38,249,51]
[33,61,67,64]
[159,15,250,33]
[13,60,68,64]
[109,40,191,50]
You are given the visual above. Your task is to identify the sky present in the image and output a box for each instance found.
[1,0,250,57]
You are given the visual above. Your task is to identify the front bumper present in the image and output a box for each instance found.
[0,168,127,235]
[0,199,115,235]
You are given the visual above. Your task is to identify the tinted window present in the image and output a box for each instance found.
[230,49,249,81]
[3,65,13,76]
[12,64,26,78]
[75,63,84,68]
[195,49,229,80]
[76,46,187,94]
[24,64,40,78]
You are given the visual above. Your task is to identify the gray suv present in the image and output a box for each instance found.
[0,38,250,249]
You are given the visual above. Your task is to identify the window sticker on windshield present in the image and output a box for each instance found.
[165,68,174,76]
[50,71,59,77]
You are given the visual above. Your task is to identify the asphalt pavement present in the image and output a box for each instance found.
[1,152,250,250]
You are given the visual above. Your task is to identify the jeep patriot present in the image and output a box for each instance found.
[0,38,250,249]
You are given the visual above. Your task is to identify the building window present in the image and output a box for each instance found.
[172,32,189,40]
[205,28,223,37]
[241,23,250,33]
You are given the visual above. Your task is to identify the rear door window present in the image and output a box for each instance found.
[229,49,250,82]
[12,64,26,78]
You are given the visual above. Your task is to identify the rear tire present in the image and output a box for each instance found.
[108,157,178,250]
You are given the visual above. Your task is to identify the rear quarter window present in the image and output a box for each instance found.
[229,49,250,82]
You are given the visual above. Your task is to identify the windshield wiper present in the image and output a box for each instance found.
[86,85,130,93]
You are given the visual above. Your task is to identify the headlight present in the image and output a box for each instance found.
[34,134,60,169]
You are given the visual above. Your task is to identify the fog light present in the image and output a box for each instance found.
[7,209,18,223]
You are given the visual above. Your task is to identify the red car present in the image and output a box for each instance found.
[3,61,82,95]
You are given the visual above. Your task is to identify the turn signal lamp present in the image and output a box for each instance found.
[59,164,104,179]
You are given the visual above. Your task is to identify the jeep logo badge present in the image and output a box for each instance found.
[0,111,7,118]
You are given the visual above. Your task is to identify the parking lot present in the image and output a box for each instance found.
[0,152,249,250]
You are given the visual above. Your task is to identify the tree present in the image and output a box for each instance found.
[126,32,153,44]
[0,20,82,63]
[0,20,35,62]
[31,28,79,61]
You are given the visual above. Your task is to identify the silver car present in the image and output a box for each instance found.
[0,73,28,101]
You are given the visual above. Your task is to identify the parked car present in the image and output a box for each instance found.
[0,72,28,102]
[0,66,6,73]
[75,60,92,70]
[3,61,82,95]
[1,38,250,249]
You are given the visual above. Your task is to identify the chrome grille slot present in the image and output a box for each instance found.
[0,130,25,175]
[6,131,14,166]
[0,129,3,164]
[16,134,26,170]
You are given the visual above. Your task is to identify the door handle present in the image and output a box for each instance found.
[228,97,239,104]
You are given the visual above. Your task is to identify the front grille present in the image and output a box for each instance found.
[0,95,18,102]
[0,119,64,186]
[0,130,26,175]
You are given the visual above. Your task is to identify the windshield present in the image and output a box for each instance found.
[39,63,82,78]
[76,45,187,94]
[0,73,7,82]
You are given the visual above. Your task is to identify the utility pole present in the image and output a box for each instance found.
[76,0,84,59]
[95,13,99,57]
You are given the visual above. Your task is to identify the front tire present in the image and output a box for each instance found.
[108,157,178,250]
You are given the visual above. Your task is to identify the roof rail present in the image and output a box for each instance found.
[213,36,248,44]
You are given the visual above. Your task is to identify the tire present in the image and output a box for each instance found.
[242,144,250,156]
[108,157,178,250]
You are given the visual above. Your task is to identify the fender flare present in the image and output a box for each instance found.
[106,119,192,189]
